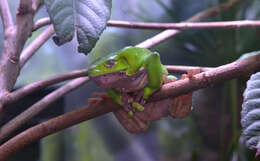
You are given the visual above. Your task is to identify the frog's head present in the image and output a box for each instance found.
[88,53,129,77]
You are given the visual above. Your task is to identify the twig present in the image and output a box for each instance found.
[34,18,260,32]
[165,65,213,74]
[0,77,89,143]
[109,20,260,30]
[136,0,243,48]
[32,0,44,13]
[0,0,13,29]
[0,53,260,160]
[19,25,55,67]
[33,17,51,31]
[2,69,88,106]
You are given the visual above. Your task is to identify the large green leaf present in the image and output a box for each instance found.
[44,0,112,54]
[241,72,260,152]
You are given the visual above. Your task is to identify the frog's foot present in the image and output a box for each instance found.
[121,92,134,115]
[91,93,110,99]
[87,93,109,104]
[121,92,146,117]
[134,91,147,106]
[113,108,149,133]
[167,72,196,118]
[168,93,192,118]
[186,69,200,79]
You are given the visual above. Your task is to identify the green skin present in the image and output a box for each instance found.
[88,46,173,115]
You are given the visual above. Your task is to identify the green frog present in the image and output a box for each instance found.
[88,46,193,133]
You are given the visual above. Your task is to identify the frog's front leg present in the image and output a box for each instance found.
[122,53,164,114]
[107,89,143,116]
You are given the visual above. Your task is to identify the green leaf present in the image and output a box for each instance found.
[44,0,112,54]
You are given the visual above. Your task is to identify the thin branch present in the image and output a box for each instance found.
[109,20,260,30]
[0,98,119,160]
[150,54,260,102]
[165,65,213,74]
[2,69,88,106]
[19,25,55,67]
[32,0,44,13]
[0,53,260,160]
[0,0,13,29]
[0,77,89,143]
[136,0,243,48]
[33,18,260,32]
[33,17,51,31]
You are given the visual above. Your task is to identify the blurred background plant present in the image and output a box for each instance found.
[1,0,260,161]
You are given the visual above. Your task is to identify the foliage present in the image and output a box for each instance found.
[241,72,260,150]
[44,0,112,54]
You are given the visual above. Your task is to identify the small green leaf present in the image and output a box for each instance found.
[44,0,112,54]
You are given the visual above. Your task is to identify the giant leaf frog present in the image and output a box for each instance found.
[88,46,193,133]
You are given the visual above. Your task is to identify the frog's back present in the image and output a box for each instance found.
[117,47,152,74]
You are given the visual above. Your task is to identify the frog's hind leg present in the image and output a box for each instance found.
[87,93,109,104]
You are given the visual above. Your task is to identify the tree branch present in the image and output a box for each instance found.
[0,98,119,160]
[165,65,213,74]
[32,0,44,13]
[0,65,210,108]
[109,20,260,30]
[0,77,89,143]
[0,0,34,95]
[136,0,243,48]
[19,25,55,67]
[1,69,88,107]
[34,18,260,32]
[33,17,51,31]
[33,17,260,31]
[0,0,13,29]
[150,54,260,102]
[0,53,259,160]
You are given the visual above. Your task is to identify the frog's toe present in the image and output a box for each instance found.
[87,97,103,104]
[128,111,134,117]
[91,93,110,99]
[88,92,109,105]
[132,102,144,111]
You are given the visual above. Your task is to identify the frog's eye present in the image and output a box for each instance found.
[106,60,116,68]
